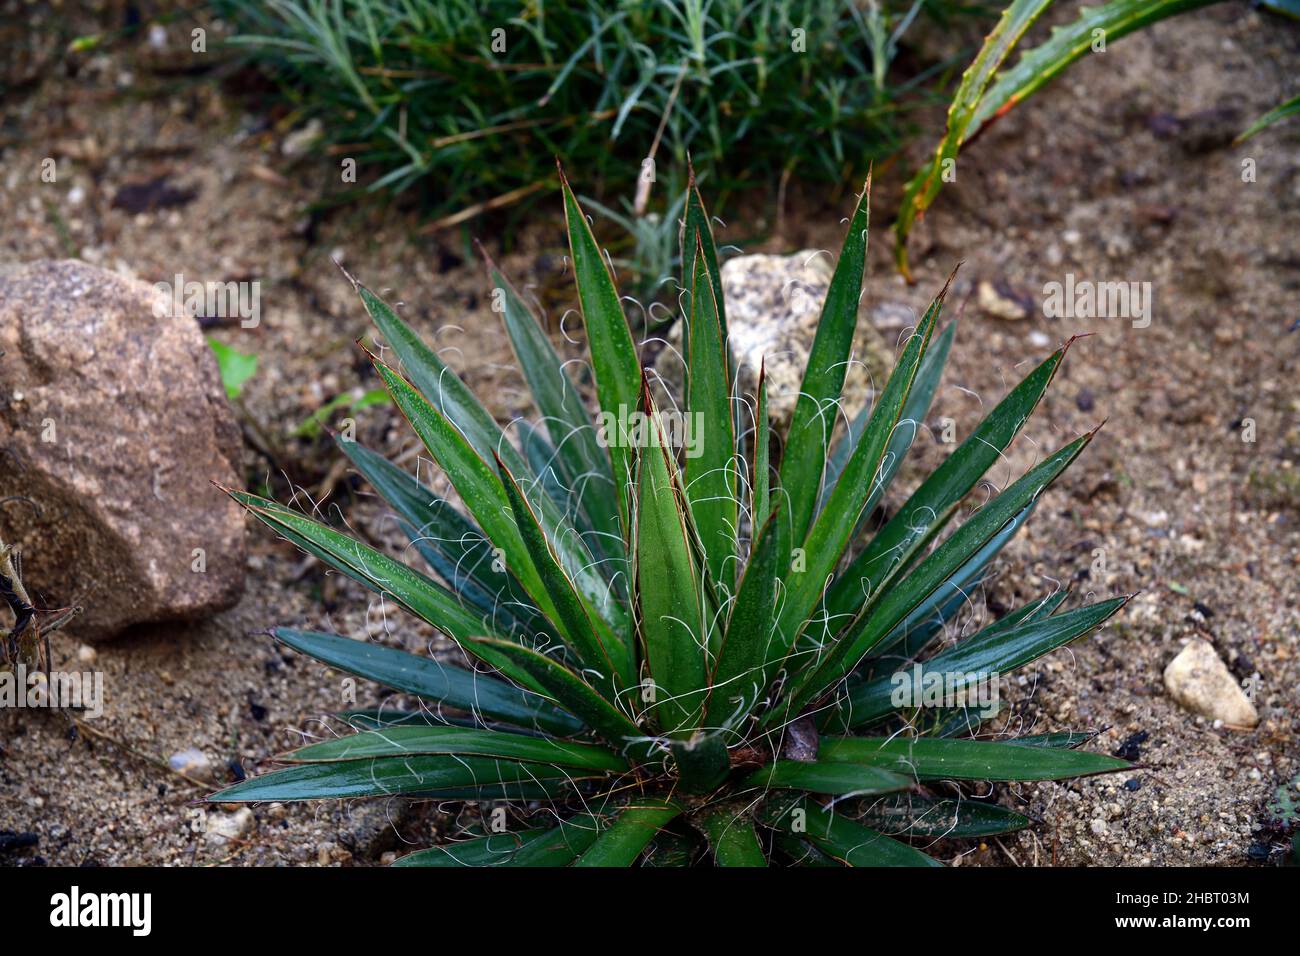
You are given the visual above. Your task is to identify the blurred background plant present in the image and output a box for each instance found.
[214,0,979,223]
[579,184,690,324]
[215,0,1293,294]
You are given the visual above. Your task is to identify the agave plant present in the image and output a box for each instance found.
[211,166,1132,866]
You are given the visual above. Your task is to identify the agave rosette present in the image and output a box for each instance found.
[211,167,1130,867]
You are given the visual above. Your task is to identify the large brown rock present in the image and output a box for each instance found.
[0,260,245,639]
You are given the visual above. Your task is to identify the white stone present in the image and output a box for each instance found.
[661,250,893,431]
[1163,639,1259,728]
[168,747,214,781]
[206,808,255,845]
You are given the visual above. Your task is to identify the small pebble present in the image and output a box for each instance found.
[168,747,213,781]
[976,278,1034,321]
[1114,730,1150,761]
[1164,639,1260,728]
[206,808,254,846]
[282,118,324,157]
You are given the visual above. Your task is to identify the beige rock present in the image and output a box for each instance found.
[206,807,254,845]
[0,260,245,639]
[1163,638,1259,728]
[659,250,893,431]
[168,747,215,782]
[976,278,1035,321]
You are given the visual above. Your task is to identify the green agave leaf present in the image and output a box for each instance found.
[868,502,1039,663]
[695,808,766,867]
[933,702,1006,738]
[519,423,577,515]
[863,587,973,670]
[836,596,1130,729]
[849,320,953,525]
[668,731,731,794]
[372,359,549,600]
[818,736,1130,781]
[468,636,644,755]
[956,588,1071,642]
[893,0,1054,278]
[642,829,702,867]
[825,341,1070,624]
[374,356,621,634]
[573,797,683,867]
[684,241,739,598]
[856,794,1031,837]
[680,165,727,351]
[772,833,842,866]
[497,456,632,690]
[397,516,538,638]
[393,829,546,867]
[707,509,781,727]
[745,760,912,797]
[867,577,1068,675]
[483,248,624,567]
[233,495,554,693]
[784,427,1098,712]
[337,709,482,731]
[208,755,591,802]
[774,271,950,671]
[635,393,710,738]
[392,821,600,867]
[822,403,871,513]
[518,422,616,581]
[284,725,628,772]
[762,797,941,867]
[821,319,956,520]
[338,438,543,635]
[1014,730,1100,749]
[1237,92,1300,143]
[275,628,581,736]
[559,165,642,529]
[235,494,490,641]
[751,364,770,530]
[779,176,872,543]
[351,276,533,481]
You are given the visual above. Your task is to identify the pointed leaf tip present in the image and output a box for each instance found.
[333,257,361,292]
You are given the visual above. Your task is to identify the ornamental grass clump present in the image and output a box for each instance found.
[216,0,935,216]
[211,166,1131,866]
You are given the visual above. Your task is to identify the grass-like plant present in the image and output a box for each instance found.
[211,167,1132,866]
[893,0,1229,277]
[215,0,954,218]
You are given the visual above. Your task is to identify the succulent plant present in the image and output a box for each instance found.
[211,167,1132,866]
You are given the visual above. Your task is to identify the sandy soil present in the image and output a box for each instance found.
[0,3,1295,865]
